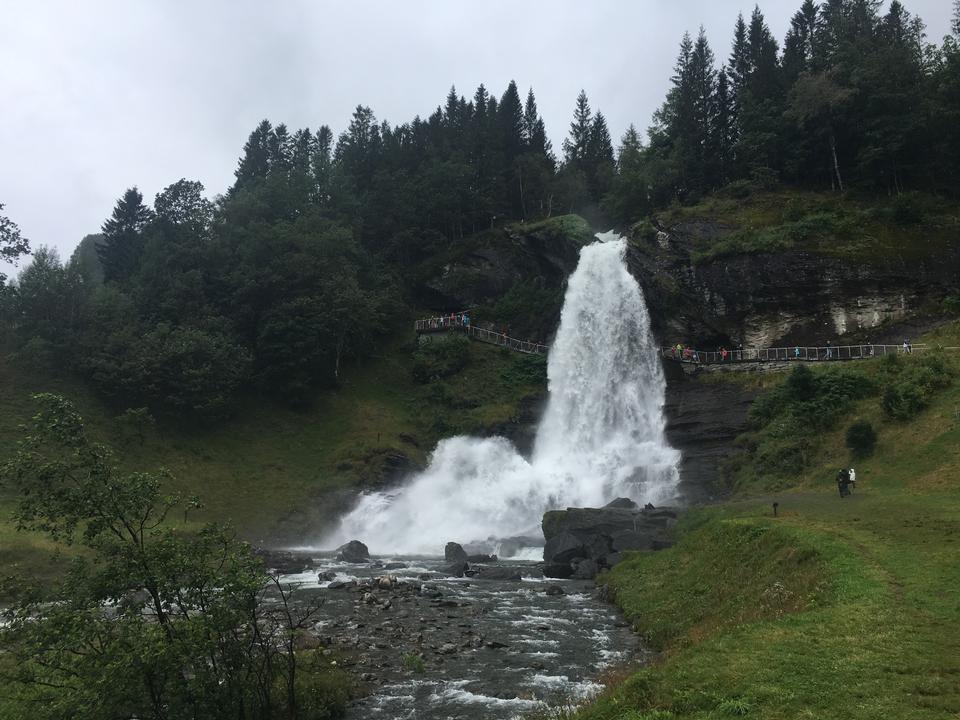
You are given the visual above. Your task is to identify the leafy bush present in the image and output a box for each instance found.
[846,419,878,458]
[412,334,471,384]
[401,652,426,673]
[880,352,954,421]
[943,295,960,316]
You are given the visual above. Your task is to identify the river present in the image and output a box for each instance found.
[277,554,646,719]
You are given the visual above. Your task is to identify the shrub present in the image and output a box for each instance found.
[412,334,471,383]
[401,652,426,673]
[880,352,954,421]
[846,419,878,458]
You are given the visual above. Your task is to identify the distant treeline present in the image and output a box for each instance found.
[1,0,958,419]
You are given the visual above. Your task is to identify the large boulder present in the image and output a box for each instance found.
[444,542,469,563]
[604,497,639,510]
[441,561,469,578]
[335,540,370,563]
[542,506,679,579]
[475,566,524,581]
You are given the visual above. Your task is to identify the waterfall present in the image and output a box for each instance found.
[327,233,679,555]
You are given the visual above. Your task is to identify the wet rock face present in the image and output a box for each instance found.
[541,506,679,579]
[625,222,960,349]
[661,361,758,503]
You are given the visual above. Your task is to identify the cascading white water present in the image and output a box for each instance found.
[328,233,679,555]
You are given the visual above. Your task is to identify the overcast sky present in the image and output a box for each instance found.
[1,0,953,270]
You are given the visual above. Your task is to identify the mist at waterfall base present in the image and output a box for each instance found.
[328,233,680,556]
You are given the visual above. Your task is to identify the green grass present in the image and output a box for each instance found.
[0,329,545,584]
[657,189,960,265]
[570,322,960,719]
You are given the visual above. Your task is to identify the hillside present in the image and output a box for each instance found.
[0,330,547,588]
[568,320,960,719]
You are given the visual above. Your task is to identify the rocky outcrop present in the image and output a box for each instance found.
[661,361,758,502]
[541,506,679,578]
[625,220,960,350]
[414,216,594,338]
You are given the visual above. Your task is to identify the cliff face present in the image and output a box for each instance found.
[626,220,960,349]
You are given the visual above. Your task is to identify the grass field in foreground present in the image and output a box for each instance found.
[566,324,960,719]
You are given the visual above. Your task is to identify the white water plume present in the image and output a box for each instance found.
[327,233,679,554]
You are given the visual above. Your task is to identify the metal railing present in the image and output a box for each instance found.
[660,343,960,365]
[415,315,548,355]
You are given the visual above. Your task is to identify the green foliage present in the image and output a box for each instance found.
[0,394,350,720]
[880,352,954,421]
[401,652,426,673]
[0,201,30,283]
[725,365,876,490]
[412,334,471,384]
[486,280,561,338]
[845,419,877,459]
[945,295,960,316]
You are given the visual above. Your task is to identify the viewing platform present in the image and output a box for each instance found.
[415,315,547,355]
[661,343,959,365]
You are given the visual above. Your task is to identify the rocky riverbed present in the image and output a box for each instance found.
[265,552,647,719]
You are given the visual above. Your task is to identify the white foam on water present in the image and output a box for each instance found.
[327,233,680,554]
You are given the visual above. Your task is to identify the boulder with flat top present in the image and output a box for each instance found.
[541,505,679,579]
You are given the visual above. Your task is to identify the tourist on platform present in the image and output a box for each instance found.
[794,346,801,359]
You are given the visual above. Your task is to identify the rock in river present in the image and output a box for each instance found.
[336,540,370,563]
[444,542,469,563]
[542,505,679,579]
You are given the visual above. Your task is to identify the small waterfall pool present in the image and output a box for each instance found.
[276,554,646,719]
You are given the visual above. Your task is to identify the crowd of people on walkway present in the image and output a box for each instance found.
[420,312,471,330]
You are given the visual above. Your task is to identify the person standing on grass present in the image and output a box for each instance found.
[837,468,851,498]
[849,468,856,492]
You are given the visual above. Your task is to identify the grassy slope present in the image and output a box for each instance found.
[651,189,960,267]
[0,330,546,584]
[570,321,960,719]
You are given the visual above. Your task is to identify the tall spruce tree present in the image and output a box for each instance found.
[97,187,153,283]
[563,90,593,166]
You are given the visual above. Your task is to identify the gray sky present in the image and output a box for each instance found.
[1,0,953,269]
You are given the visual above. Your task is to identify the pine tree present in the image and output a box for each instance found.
[233,119,273,191]
[563,90,592,166]
[729,14,750,103]
[523,88,539,146]
[586,112,616,200]
[711,66,734,185]
[617,125,644,173]
[312,126,334,203]
[97,187,153,282]
[498,80,525,159]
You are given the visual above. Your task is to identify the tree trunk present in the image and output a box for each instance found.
[829,130,844,192]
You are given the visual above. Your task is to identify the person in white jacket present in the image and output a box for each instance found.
[849,468,856,492]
